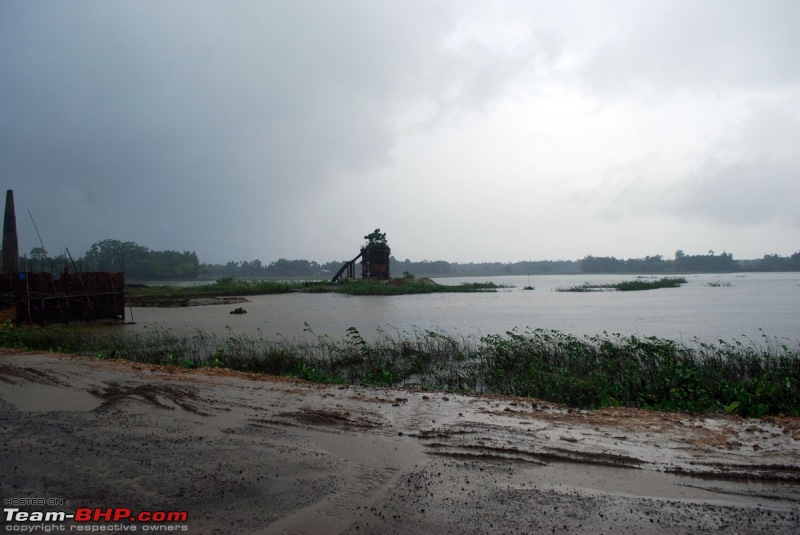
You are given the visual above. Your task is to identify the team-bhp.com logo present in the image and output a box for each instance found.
[4,506,189,532]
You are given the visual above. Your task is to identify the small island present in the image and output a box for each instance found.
[127,230,507,306]
[556,277,687,292]
[126,276,506,307]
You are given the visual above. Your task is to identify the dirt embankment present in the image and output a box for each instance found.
[1,350,798,534]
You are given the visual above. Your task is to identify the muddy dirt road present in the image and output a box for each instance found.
[1,351,798,533]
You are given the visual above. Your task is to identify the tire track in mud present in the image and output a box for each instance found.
[412,421,647,471]
[409,415,800,482]
[423,441,646,469]
[0,364,67,386]
[277,407,386,430]
[88,381,211,415]
[406,401,800,482]
[251,403,426,535]
[262,462,409,535]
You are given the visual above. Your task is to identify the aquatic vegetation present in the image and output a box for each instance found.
[323,279,503,296]
[1,321,797,418]
[479,328,800,417]
[126,277,309,306]
[126,277,505,305]
[557,277,688,292]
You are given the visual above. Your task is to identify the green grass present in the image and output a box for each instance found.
[1,321,796,418]
[126,277,309,306]
[479,328,799,417]
[557,277,688,292]
[126,277,506,305]
[315,278,503,296]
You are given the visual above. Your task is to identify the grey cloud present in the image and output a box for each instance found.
[581,0,800,97]
[587,97,800,230]
[665,157,799,228]
[596,153,800,231]
[426,30,564,114]
[2,1,557,262]
[1,2,465,259]
[1,1,796,263]
[666,100,800,228]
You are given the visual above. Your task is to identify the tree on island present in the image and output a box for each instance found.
[363,228,389,251]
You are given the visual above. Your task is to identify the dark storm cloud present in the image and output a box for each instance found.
[0,1,461,260]
[1,1,797,263]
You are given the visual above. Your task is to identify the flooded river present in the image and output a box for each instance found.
[122,272,799,344]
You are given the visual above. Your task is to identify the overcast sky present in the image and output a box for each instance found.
[1,0,798,264]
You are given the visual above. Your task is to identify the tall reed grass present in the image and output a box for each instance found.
[1,321,796,418]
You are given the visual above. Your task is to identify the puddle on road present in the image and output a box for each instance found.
[0,383,102,412]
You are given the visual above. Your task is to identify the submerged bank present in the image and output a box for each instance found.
[126,277,505,307]
[1,322,797,418]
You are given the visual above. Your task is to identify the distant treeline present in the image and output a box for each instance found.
[14,240,800,280]
[395,251,800,277]
[21,240,200,280]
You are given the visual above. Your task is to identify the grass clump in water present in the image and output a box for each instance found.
[127,277,308,306]
[321,278,503,296]
[558,277,687,292]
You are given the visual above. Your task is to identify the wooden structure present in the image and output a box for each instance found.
[0,271,126,325]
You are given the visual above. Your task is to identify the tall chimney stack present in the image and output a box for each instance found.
[2,189,19,275]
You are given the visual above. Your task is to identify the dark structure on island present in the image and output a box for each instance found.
[331,229,391,282]
[0,189,125,325]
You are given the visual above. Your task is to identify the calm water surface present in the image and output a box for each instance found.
[124,273,800,344]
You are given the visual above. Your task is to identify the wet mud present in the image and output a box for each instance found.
[0,350,798,533]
